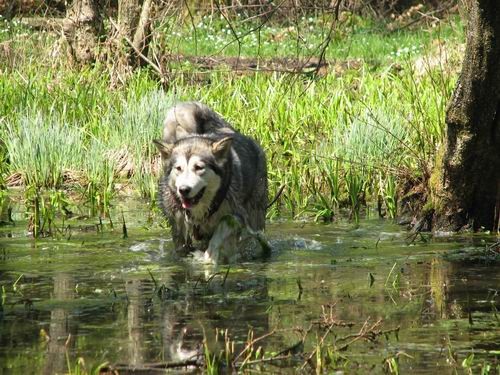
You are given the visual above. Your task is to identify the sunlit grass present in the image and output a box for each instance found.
[156,12,463,63]
[0,13,462,223]
[4,114,83,189]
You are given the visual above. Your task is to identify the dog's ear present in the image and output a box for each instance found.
[153,139,174,159]
[162,127,177,144]
[212,137,232,159]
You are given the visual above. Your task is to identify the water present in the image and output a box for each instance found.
[0,201,498,374]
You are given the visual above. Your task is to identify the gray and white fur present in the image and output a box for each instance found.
[154,102,268,263]
[162,102,235,143]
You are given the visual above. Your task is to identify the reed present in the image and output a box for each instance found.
[0,13,462,222]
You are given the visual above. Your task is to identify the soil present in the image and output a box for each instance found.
[162,54,363,76]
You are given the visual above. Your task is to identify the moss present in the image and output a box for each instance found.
[427,144,447,214]
[421,200,435,214]
[219,215,243,231]
[255,232,272,257]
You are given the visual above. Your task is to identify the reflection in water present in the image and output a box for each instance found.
[125,279,146,367]
[0,219,498,373]
[44,273,75,375]
[429,257,450,319]
[159,269,270,363]
[161,300,201,362]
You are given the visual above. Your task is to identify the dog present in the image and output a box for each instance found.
[154,102,269,263]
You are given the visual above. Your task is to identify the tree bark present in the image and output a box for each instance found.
[132,0,153,61]
[117,0,154,67]
[61,0,153,68]
[118,0,141,38]
[0,1,17,19]
[62,0,103,64]
[432,0,500,232]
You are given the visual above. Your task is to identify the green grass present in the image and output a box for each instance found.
[0,12,463,224]
[5,113,83,189]
[157,12,463,63]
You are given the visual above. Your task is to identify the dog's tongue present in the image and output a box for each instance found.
[182,199,192,209]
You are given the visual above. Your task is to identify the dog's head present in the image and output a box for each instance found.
[154,136,232,214]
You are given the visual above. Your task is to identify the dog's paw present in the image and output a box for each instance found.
[203,247,218,264]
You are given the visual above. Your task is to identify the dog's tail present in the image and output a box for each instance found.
[163,102,234,143]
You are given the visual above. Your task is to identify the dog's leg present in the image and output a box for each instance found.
[205,215,243,264]
[170,215,194,255]
[204,215,272,263]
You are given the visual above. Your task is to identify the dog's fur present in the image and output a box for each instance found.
[154,102,268,263]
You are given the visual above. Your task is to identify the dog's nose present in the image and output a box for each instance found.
[178,186,191,197]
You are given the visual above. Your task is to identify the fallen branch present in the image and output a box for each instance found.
[18,17,63,31]
[235,354,295,368]
[109,357,202,371]
[336,320,400,351]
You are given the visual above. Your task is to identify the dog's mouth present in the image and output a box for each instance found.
[180,187,206,209]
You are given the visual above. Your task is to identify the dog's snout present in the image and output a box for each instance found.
[178,186,191,197]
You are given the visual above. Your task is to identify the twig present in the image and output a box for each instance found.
[205,272,223,288]
[238,328,307,368]
[182,0,198,55]
[109,18,163,78]
[267,185,285,209]
[221,267,230,286]
[214,0,242,66]
[312,303,354,328]
[111,358,201,371]
[275,339,304,357]
[337,322,399,351]
[312,152,405,176]
[300,322,336,370]
[313,0,342,77]
[233,329,277,364]
[385,262,398,286]
[209,0,287,58]
[355,100,426,174]
[386,6,451,34]
[235,354,294,368]
[487,241,499,253]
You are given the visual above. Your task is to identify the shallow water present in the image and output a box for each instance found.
[0,200,498,374]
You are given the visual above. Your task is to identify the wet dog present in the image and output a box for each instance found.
[154,102,269,263]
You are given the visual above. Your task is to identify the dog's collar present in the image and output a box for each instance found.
[192,224,205,241]
[206,161,232,219]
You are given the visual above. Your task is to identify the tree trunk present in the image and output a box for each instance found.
[62,0,153,68]
[117,0,154,67]
[118,0,141,38]
[62,0,103,64]
[431,0,500,232]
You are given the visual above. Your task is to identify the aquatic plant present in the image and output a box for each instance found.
[24,186,72,238]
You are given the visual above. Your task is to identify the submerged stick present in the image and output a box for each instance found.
[121,210,128,239]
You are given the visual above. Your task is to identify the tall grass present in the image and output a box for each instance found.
[4,114,83,189]
[0,13,460,223]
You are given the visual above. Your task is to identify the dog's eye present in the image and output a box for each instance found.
[175,166,182,172]
[194,165,205,172]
